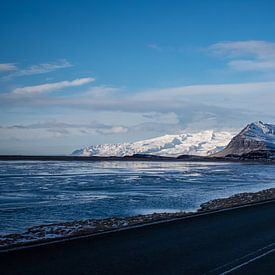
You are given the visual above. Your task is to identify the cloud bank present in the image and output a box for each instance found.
[2,80,275,132]
[0,121,129,139]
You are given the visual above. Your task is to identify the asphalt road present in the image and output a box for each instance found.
[1,201,275,275]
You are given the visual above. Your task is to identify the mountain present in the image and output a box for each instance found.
[72,130,234,157]
[213,121,275,157]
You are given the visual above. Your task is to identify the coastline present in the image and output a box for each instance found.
[1,187,275,251]
[0,153,274,163]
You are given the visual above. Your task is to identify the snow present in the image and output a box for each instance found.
[241,121,275,149]
[72,130,235,157]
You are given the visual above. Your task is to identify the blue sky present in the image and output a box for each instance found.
[1,0,275,154]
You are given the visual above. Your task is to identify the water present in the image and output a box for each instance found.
[0,161,275,235]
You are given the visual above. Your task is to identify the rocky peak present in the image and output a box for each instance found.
[213,121,275,157]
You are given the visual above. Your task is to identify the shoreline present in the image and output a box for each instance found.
[0,154,274,163]
[1,187,275,251]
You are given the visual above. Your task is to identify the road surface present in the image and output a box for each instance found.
[1,201,275,274]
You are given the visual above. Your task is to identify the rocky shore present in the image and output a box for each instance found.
[199,188,275,211]
[1,188,275,250]
[0,212,192,249]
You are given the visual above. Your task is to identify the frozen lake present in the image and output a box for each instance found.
[0,160,275,234]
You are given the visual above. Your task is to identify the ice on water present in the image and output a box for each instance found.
[0,160,275,234]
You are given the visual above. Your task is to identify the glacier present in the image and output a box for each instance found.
[72,130,235,157]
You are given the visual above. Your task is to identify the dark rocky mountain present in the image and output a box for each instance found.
[213,121,275,158]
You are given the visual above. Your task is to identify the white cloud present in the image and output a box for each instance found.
[12,77,95,95]
[16,59,72,76]
[209,40,275,71]
[209,40,275,58]
[2,59,72,79]
[147,44,162,51]
[0,63,17,72]
[97,126,128,134]
[147,44,186,53]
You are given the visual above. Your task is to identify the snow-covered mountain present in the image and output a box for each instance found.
[214,121,275,157]
[72,130,235,157]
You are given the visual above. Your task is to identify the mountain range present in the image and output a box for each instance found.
[72,121,275,159]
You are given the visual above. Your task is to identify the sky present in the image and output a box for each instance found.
[1,0,275,155]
